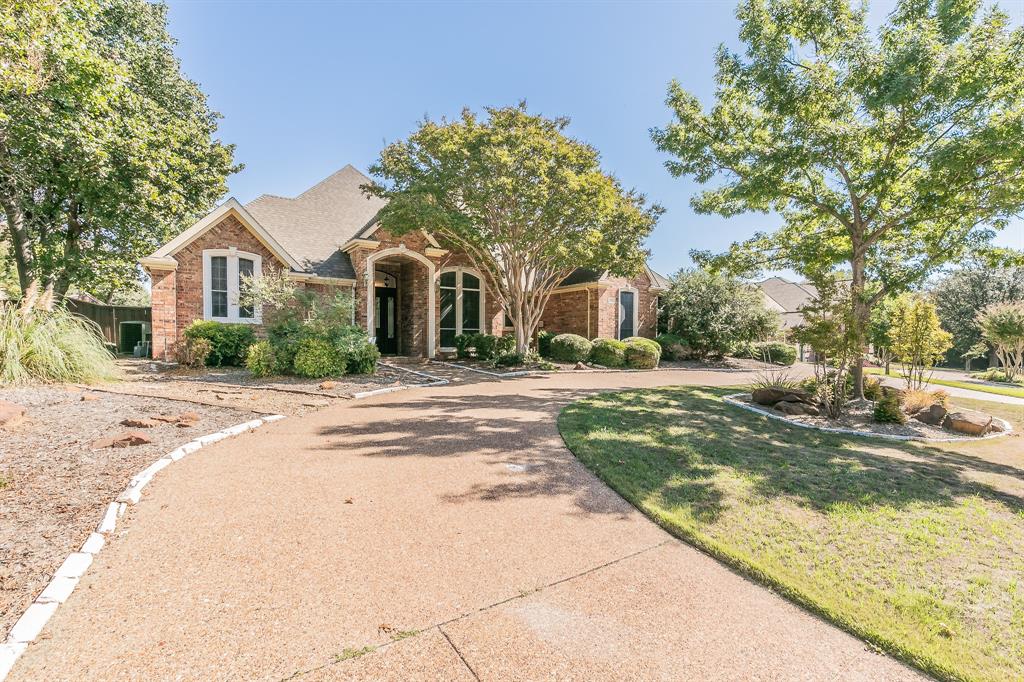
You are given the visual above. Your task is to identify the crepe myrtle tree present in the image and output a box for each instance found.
[365,104,663,355]
[0,0,237,297]
[652,0,1024,398]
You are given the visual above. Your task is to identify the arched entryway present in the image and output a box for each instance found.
[364,247,436,357]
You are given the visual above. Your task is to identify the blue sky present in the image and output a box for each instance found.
[164,0,1024,278]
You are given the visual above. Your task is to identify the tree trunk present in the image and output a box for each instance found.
[0,194,33,292]
[849,248,869,400]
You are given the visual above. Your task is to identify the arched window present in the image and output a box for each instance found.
[440,267,485,349]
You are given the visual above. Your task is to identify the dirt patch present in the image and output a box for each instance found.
[0,385,257,640]
[102,359,434,416]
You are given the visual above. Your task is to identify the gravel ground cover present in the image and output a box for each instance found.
[0,385,257,641]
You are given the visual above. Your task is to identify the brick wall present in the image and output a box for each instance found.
[542,273,659,342]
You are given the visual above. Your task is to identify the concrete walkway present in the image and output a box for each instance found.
[11,368,923,681]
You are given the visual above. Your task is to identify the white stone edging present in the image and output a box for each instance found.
[432,360,536,379]
[723,393,1013,443]
[355,363,448,399]
[0,413,286,680]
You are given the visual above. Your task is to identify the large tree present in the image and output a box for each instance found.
[652,0,1024,397]
[932,264,1024,366]
[365,104,662,354]
[0,0,237,297]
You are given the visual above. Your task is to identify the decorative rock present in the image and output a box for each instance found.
[913,403,948,426]
[80,393,100,402]
[0,400,27,427]
[752,387,812,406]
[150,415,180,423]
[775,401,809,416]
[120,417,160,428]
[574,362,587,370]
[174,420,195,428]
[945,410,993,436]
[178,411,200,423]
[90,431,152,449]
[319,380,337,390]
[989,419,1007,433]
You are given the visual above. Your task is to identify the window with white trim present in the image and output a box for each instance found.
[439,267,485,348]
[203,249,262,323]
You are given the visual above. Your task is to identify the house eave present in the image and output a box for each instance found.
[140,256,178,271]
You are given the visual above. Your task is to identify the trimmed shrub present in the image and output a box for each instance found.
[624,337,661,369]
[873,392,906,424]
[347,342,381,374]
[655,333,689,361]
[495,352,525,367]
[493,334,515,357]
[183,320,256,366]
[454,333,473,359]
[245,340,276,377]
[550,334,592,363]
[0,294,117,385]
[536,330,555,358]
[293,338,345,378]
[175,336,212,368]
[590,338,627,368]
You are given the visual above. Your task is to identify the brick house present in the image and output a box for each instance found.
[141,165,668,361]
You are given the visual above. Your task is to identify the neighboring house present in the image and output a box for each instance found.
[141,165,667,361]
[758,276,819,330]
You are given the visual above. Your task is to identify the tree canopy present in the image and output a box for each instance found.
[0,0,238,297]
[365,104,662,353]
[652,0,1024,395]
[932,264,1024,365]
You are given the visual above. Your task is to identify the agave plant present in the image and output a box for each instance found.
[0,282,118,385]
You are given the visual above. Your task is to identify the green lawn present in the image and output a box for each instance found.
[865,367,1024,399]
[558,386,1024,682]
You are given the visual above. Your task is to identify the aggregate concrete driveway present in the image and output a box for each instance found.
[11,367,923,681]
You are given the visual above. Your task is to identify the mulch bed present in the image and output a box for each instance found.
[0,385,258,640]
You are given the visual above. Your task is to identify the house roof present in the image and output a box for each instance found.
[558,266,670,290]
[245,165,387,279]
[758,276,819,329]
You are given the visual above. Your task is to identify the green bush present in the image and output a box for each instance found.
[536,330,555,358]
[624,337,661,369]
[873,392,906,424]
[0,296,117,385]
[346,342,380,374]
[549,333,592,363]
[245,340,276,377]
[495,352,525,367]
[654,333,689,361]
[454,334,473,359]
[175,336,212,368]
[734,340,797,365]
[183,320,256,366]
[590,338,627,367]
[293,338,345,378]
[494,334,515,357]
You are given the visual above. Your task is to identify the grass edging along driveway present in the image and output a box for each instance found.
[865,367,1024,399]
[557,386,1024,682]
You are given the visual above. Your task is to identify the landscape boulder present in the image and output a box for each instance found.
[752,387,812,406]
[0,400,27,427]
[319,380,337,390]
[120,417,160,428]
[91,431,152,449]
[944,410,993,436]
[774,400,819,416]
[913,403,948,426]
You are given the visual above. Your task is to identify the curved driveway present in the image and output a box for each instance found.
[12,367,922,681]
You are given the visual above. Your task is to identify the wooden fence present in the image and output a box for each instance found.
[65,299,151,354]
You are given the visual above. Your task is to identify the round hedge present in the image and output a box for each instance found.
[589,338,627,368]
[549,333,592,363]
[623,337,661,369]
[654,333,690,361]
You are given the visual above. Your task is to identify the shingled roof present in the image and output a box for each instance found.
[245,165,386,279]
[758,276,819,329]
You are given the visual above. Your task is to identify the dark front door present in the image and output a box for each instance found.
[374,287,398,354]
